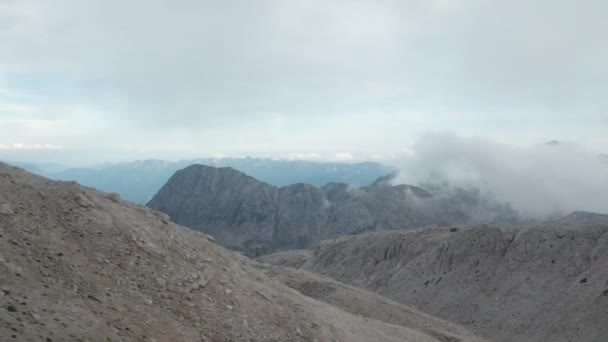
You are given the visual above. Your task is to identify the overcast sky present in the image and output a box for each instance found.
[1,0,607,164]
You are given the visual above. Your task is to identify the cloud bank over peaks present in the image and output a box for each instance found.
[394,133,608,219]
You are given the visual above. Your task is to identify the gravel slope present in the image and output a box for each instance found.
[256,263,487,342]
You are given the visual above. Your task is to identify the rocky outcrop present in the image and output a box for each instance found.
[261,223,608,342]
[0,162,485,342]
[148,164,519,256]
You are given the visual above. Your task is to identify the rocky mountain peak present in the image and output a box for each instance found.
[148,165,520,256]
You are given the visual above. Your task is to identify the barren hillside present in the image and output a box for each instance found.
[256,263,486,342]
[261,224,608,341]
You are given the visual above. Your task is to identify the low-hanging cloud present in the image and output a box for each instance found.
[395,133,608,219]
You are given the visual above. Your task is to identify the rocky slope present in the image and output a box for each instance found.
[147,164,518,256]
[257,264,486,342]
[0,162,485,342]
[260,224,608,341]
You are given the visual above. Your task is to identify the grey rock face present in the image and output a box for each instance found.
[148,164,519,256]
[147,165,280,255]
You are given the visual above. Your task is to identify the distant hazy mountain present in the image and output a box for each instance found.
[553,211,608,224]
[15,158,393,204]
[5,161,69,175]
[147,164,520,256]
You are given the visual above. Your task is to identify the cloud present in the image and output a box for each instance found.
[284,153,323,161]
[282,152,356,162]
[329,153,355,162]
[2,1,607,114]
[0,142,62,150]
[0,0,607,159]
[395,133,608,219]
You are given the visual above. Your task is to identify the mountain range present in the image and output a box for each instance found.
[3,161,608,341]
[8,158,393,204]
[147,164,520,256]
[0,162,485,341]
